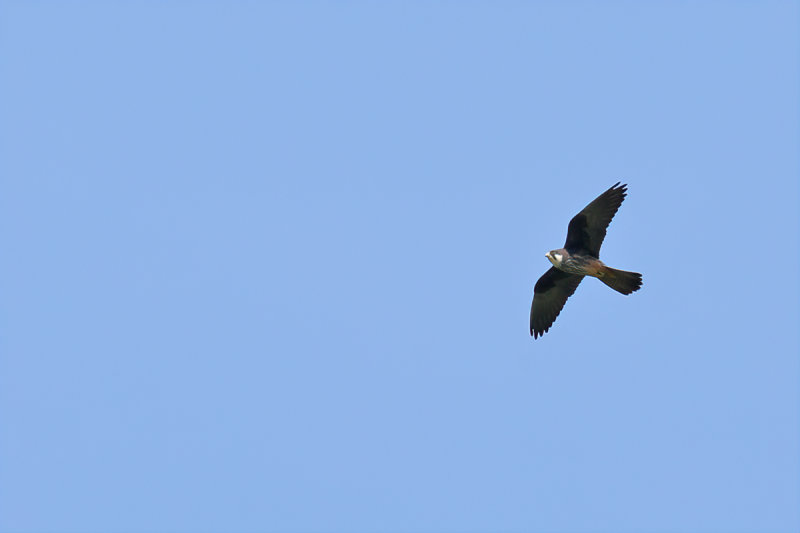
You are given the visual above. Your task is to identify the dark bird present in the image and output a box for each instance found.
[530,182,642,339]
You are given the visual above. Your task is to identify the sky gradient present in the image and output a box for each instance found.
[1,2,798,532]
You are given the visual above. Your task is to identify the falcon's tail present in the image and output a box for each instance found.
[599,267,642,295]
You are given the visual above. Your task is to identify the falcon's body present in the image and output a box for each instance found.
[544,249,606,277]
[530,182,642,339]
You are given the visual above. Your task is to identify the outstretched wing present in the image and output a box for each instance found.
[530,267,584,339]
[564,182,627,257]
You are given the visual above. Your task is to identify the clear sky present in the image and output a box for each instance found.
[1,2,798,533]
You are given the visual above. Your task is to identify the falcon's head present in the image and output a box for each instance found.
[546,250,564,267]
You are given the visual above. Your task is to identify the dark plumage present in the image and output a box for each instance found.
[530,182,642,339]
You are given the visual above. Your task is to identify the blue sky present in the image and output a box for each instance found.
[1,2,798,532]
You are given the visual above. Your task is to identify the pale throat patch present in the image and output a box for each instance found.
[547,252,563,266]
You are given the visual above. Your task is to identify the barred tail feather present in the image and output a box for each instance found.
[599,267,642,295]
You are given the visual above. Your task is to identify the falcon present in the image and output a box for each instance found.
[530,182,642,339]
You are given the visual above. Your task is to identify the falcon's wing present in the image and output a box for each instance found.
[530,267,584,339]
[564,182,627,257]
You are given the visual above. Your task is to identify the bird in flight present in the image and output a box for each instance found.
[530,182,642,339]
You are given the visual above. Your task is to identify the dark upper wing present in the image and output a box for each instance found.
[564,182,627,257]
[530,267,584,339]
